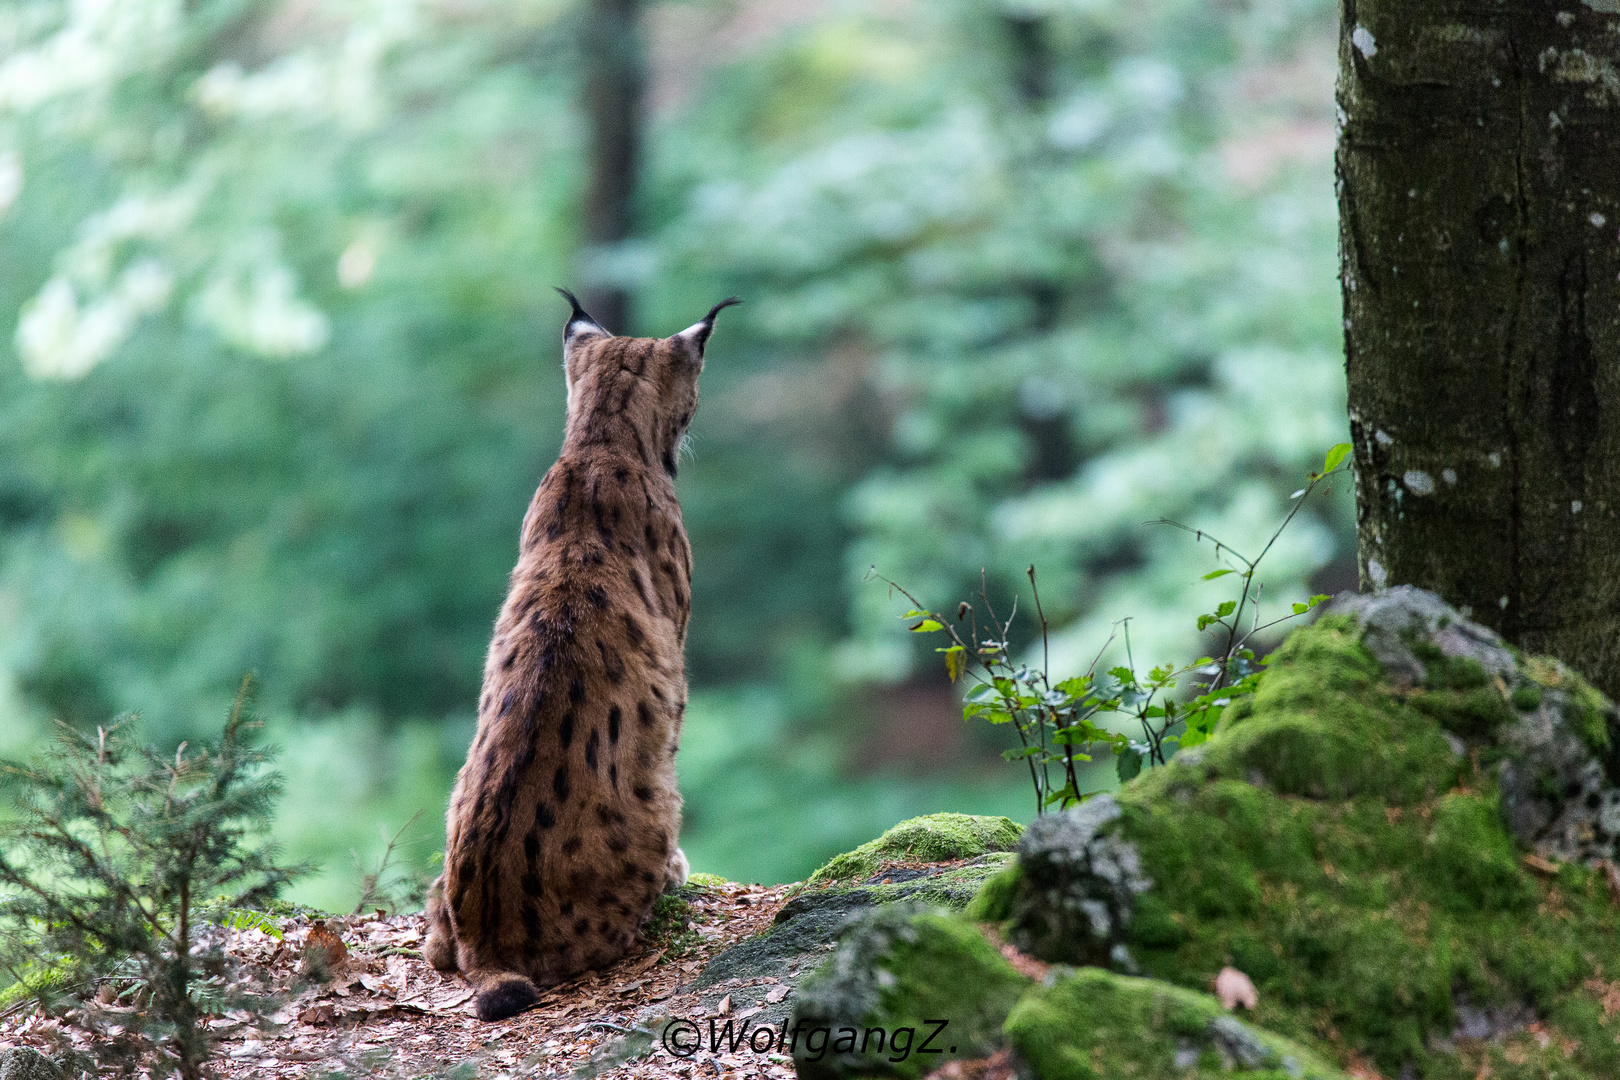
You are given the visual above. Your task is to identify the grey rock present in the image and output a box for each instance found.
[0,1049,63,1080]
[1332,587,1620,866]
[1496,685,1620,864]
[1443,996,1535,1043]
[1173,1042,1200,1070]
[696,888,875,990]
[1209,1015,1275,1069]
[1328,586,1515,687]
[788,905,1026,1080]
[692,853,1015,1023]
[1108,942,1140,974]
[1005,795,1151,966]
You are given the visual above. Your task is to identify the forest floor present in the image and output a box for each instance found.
[0,863,1033,1079]
[0,879,800,1080]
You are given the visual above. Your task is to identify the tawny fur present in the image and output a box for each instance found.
[425,294,735,1021]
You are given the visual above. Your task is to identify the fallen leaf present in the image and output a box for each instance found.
[361,973,400,997]
[716,993,732,1015]
[1522,853,1560,876]
[431,989,476,1014]
[1603,859,1620,901]
[1215,966,1258,1010]
[765,985,790,1004]
[1585,977,1620,1017]
[297,1005,336,1026]
[299,921,349,979]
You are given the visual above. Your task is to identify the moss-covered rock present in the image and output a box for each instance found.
[804,814,1023,887]
[695,852,1016,994]
[997,796,1151,967]
[789,906,1030,1079]
[972,587,1620,1077]
[1005,967,1347,1080]
[685,871,730,889]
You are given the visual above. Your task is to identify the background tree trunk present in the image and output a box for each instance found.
[1339,2,1620,694]
[580,0,643,333]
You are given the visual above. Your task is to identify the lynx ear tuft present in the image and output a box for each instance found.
[673,296,742,355]
[555,287,609,342]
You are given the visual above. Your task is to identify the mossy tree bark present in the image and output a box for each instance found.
[1339,2,1620,695]
[580,0,643,333]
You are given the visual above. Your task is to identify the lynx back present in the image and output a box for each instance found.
[425,291,738,1021]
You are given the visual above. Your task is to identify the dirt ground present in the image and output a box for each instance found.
[0,880,804,1080]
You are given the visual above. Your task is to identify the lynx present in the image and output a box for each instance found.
[425,290,738,1021]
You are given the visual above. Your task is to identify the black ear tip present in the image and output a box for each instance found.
[555,286,606,338]
[705,296,743,322]
[554,286,585,317]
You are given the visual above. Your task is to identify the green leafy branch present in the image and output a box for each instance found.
[870,443,1351,815]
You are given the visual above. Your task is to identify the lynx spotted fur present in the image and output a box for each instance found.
[425,291,737,1021]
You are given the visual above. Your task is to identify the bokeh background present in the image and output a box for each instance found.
[0,0,1352,909]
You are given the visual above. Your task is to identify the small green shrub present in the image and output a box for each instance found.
[874,445,1350,814]
[0,677,301,1080]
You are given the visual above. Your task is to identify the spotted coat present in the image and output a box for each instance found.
[425,293,737,1021]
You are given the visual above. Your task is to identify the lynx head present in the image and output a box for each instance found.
[556,289,740,477]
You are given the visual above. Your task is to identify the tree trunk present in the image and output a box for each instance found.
[1339,2,1620,695]
[580,0,643,334]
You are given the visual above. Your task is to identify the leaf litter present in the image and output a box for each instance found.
[0,880,799,1079]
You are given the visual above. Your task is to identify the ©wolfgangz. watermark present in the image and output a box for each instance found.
[660,1016,956,1064]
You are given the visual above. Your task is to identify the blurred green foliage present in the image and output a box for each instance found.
[0,0,1348,900]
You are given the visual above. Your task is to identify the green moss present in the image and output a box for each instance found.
[1091,617,1620,1076]
[805,814,1023,887]
[965,859,1022,922]
[1522,656,1615,754]
[1410,640,1490,690]
[641,891,705,958]
[1426,794,1534,913]
[1511,682,1544,711]
[857,851,1017,909]
[1005,967,1348,1080]
[0,954,74,1009]
[1127,891,1190,950]
[1408,684,1514,740]
[842,607,1620,1080]
[1117,766,1610,1069]
[1570,678,1614,753]
[1186,622,1463,803]
[685,872,729,889]
[1256,619,1380,694]
[792,908,1030,1079]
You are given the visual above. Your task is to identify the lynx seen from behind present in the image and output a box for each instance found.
[425,291,738,1021]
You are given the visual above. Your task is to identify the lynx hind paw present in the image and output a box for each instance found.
[424,925,458,973]
[665,846,690,892]
[475,974,541,1022]
[423,876,459,973]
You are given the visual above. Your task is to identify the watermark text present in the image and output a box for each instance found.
[660,1016,955,1064]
